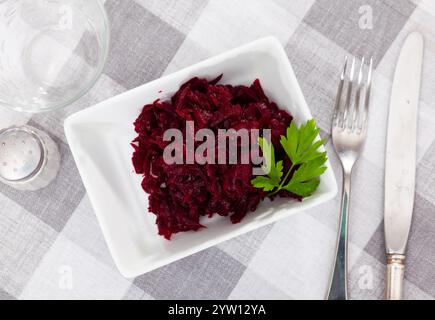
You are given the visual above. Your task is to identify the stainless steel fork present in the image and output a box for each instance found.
[326,56,373,300]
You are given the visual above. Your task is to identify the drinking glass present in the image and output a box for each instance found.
[0,0,110,113]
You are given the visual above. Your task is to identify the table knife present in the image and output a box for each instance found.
[384,32,424,300]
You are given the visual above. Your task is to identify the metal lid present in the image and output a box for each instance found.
[0,127,44,182]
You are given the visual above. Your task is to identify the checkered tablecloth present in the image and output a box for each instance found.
[1,0,435,300]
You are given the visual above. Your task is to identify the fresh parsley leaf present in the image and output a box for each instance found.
[251,137,283,192]
[251,119,328,198]
[280,121,299,162]
[283,178,320,197]
[282,154,327,197]
[251,176,278,192]
[280,119,324,165]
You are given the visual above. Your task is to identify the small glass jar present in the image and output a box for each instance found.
[0,125,60,191]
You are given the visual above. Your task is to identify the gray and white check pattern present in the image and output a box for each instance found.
[1,0,434,300]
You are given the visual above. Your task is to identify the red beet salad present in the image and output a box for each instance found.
[132,75,299,240]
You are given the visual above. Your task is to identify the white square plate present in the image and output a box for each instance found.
[64,37,338,278]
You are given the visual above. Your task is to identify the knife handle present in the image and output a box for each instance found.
[385,254,405,300]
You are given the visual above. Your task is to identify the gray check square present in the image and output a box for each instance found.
[218,224,272,265]
[134,247,246,299]
[285,23,349,133]
[103,0,185,89]
[402,194,435,297]
[348,250,385,300]
[0,194,57,297]
[416,140,435,204]
[303,0,416,66]
[134,0,209,34]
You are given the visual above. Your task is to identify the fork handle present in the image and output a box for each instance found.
[327,171,351,300]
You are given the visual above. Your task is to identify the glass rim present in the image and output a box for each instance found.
[0,0,111,113]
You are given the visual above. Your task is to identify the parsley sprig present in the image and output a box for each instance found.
[251,119,327,197]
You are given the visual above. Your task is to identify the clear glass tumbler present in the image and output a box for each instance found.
[0,0,110,113]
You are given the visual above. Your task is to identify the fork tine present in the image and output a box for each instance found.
[332,56,348,126]
[362,57,373,129]
[351,57,365,129]
[342,57,355,128]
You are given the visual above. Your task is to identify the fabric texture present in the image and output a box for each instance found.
[1,0,434,300]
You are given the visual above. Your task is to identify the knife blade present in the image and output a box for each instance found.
[384,32,424,300]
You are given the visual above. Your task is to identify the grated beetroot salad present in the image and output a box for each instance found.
[132,75,300,240]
